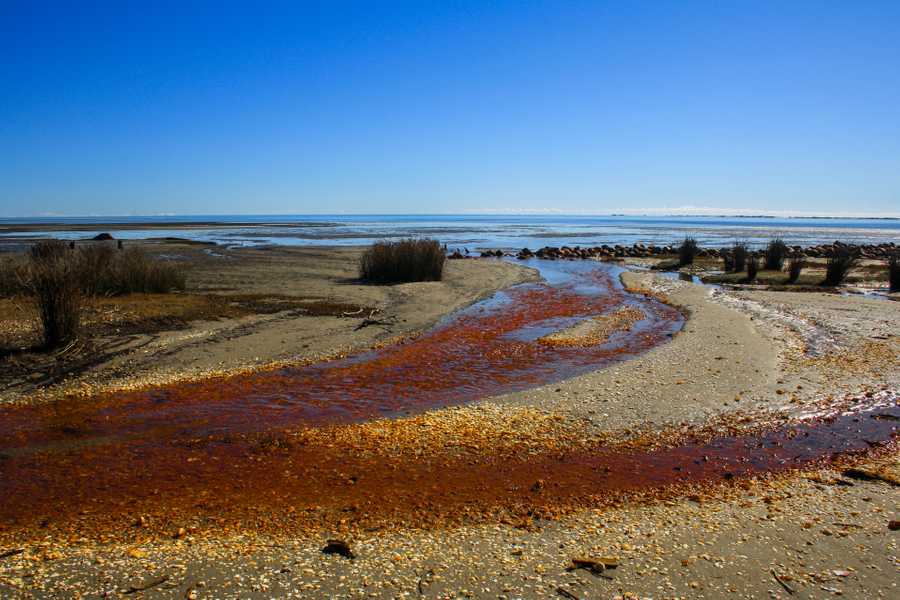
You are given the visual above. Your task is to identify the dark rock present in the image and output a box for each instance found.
[322,539,355,559]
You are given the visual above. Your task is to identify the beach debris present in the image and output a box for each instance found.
[841,467,900,486]
[888,520,900,531]
[832,569,851,577]
[871,412,899,421]
[770,568,795,595]
[354,309,397,331]
[416,568,434,595]
[568,556,618,578]
[122,574,169,594]
[556,586,580,599]
[322,539,354,559]
[0,548,24,560]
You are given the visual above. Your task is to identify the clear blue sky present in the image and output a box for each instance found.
[2,1,899,217]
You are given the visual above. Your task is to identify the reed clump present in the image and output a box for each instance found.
[730,242,748,273]
[15,241,186,348]
[822,246,858,287]
[678,237,699,267]
[888,252,899,293]
[0,256,27,297]
[70,244,185,295]
[764,238,788,271]
[360,239,446,283]
[787,255,804,284]
[101,246,186,294]
[745,256,759,283]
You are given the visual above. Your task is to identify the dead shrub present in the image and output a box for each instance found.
[26,240,82,348]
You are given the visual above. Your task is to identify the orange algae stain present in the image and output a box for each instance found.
[0,261,681,450]
[0,404,896,543]
[2,260,892,543]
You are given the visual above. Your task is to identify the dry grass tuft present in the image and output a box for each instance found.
[745,256,759,283]
[889,253,900,293]
[764,238,788,271]
[359,238,445,283]
[786,255,804,284]
[822,246,858,287]
[25,240,82,348]
[677,237,699,267]
[0,255,27,297]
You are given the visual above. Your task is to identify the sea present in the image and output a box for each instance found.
[2,214,899,251]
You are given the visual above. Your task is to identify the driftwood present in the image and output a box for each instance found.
[353,309,397,331]
[770,569,794,595]
[567,557,616,580]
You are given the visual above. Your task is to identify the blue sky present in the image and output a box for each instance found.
[1,1,899,217]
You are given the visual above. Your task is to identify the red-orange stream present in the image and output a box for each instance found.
[0,260,896,543]
[0,260,680,449]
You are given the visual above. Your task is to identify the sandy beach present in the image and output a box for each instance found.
[0,244,897,599]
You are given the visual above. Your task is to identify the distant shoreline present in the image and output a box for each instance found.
[2,213,899,224]
[3,213,898,251]
[0,221,337,233]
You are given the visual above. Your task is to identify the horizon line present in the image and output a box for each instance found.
[4,208,900,221]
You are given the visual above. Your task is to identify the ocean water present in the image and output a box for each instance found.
[2,214,899,250]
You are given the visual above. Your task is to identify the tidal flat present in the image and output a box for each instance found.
[0,241,897,599]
